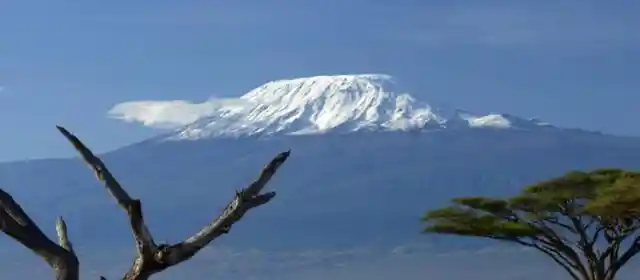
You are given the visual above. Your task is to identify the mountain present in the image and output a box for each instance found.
[1,74,640,279]
[162,74,551,141]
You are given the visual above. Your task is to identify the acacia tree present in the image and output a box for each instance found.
[0,126,290,280]
[422,169,640,280]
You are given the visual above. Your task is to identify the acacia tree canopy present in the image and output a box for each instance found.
[422,169,640,280]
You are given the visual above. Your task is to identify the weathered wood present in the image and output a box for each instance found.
[0,189,79,280]
[0,125,289,279]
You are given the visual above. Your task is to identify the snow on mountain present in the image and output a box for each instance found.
[166,74,551,140]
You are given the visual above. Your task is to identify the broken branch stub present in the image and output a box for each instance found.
[56,216,75,254]
[0,189,79,280]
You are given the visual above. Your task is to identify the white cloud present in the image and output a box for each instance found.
[107,97,253,129]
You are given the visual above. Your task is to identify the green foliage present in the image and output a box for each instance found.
[421,168,640,280]
[423,169,640,236]
[422,198,540,238]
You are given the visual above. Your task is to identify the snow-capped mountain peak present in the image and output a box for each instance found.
[166,74,551,140]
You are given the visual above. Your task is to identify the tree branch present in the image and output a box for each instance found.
[0,189,79,280]
[157,150,289,267]
[56,216,75,255]
[56,126,157,257]
[569,216,602,278]
[494,236,582,280]
[509,211,591,279]
[606,235,640,278]
[56,125,289,280]
[530,242,582,280]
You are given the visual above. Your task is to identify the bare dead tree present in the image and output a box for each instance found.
[0,126,290,280]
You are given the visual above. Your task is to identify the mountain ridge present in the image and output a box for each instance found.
[159,74,552,141]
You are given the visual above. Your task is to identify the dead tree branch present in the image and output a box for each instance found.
[56,126,288,279]
[0,190,79,280]
[0,125,289,280]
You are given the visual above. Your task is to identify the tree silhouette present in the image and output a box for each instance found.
[422,169,640,280]
[0,126,290,280]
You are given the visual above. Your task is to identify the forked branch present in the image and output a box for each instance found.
[0,190,79,280]
[0,125,289,280]
[55,125,289,280]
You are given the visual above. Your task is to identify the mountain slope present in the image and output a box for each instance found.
[165,74,550,140]
[1,129,640,279]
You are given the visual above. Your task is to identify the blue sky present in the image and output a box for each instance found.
[0,0,639,161]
